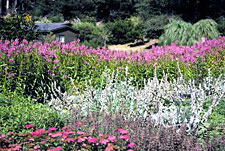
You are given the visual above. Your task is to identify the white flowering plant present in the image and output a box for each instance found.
[48,67,225,134]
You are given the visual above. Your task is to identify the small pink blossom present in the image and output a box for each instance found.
[88,137,98,143]
[53,59,59,64]
[119,135,130,140]
[82,144,87,147]
[40,140,46,144]
[34,145,40,149]
[25,124,35,129]
[84,61,89,65]
[128,143,136,148]
[51,132,62,138]
[99,139,109,145]
[8,73,15,78]
[108,135,116,142]
[67,138,75,142]
[13,145,21,151]
[9,58,14,63]
[77,131,86,135]
[118,128,129,134]
[49,146,63,151]
[49,127,57,131]
[78,137,86,143]
[0,134,6,138]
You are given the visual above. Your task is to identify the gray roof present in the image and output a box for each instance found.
[35,23,73,32]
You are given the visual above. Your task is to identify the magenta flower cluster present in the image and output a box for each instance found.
[1,37,225,67]
[0,124,136,151]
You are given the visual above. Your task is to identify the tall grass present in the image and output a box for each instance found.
[159,19,220,46]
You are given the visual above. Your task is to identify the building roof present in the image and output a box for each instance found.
[35,23,74,32]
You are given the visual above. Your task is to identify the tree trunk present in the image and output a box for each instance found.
[13,0,18,13]
[6,0,9,13]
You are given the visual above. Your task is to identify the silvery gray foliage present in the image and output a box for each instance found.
[48,67,225,132]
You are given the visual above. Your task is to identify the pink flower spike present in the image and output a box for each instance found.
[127,150,135,151]
[118,128,129,134]
[119,135,130,140]
[128,143,136,148]
[25,124,35,129]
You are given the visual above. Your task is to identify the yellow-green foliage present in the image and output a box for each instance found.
[159,19,219,46]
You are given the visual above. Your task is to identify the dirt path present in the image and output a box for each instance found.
[108,39,158,51]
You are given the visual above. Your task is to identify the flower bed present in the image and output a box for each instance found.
[0,124,135,151]
[0,38,225,101]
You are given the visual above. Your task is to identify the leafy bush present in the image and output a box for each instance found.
[72,22,108,48]
[143,15,181,39]
[217,16,225,36]
[0,95,67,134]
[193,19,219,41]
[159,19,220,46]
[0,124,135,150]
[0,14,40,41]
[106,19,143,44]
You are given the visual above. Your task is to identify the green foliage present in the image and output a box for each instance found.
[159,19,220,46]
[48,14,64,23]
[73,22,108,48]
[106,19,144,44]
[217,16,225,36]
[0,94,67,134]
[193,19,219,41]
[136,0,171,20]
[0,15,40,41]
[143,14,181,39]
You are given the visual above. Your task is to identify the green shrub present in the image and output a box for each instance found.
[159,19,220,46]
[0,95,67,134]
[0,14,40,41]
[144,15,181,39]
[193,19,219,41]
[48,14,64,23]
[106,19,144,44]
[217,16,225,36]
[73,22,108,48]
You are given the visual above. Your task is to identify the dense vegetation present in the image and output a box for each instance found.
[0,0,225,150]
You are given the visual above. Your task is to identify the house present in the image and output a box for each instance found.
[35,23,77,43]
